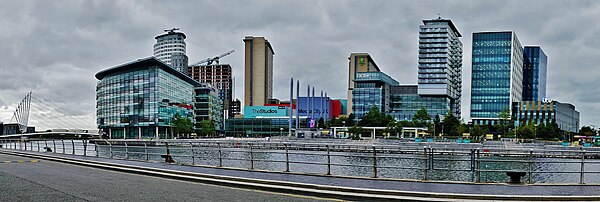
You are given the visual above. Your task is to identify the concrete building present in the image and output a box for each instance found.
[96,57,202,139]
[347,53,381,115]
[512,100,579,133]
[418,17,463,117]
[522,46,548,101]
[188,64,233,118]
[244,36,274,107]
[470,31,524,125]
[153,28,188,73]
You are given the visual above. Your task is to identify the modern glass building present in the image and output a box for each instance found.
[194,83,224,131]
[347,53,381,115]
[390,85,451,121]
[225,118,308,137]
[418,17,463,117]
[522,46,547,101]
[470,31,524,125]
[154,29,188,73]
[512,100,579,133]
[96,57,200,139]
[352,71,399,121]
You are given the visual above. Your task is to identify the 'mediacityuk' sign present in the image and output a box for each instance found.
[243,106,288,118]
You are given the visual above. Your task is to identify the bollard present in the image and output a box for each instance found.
[217,143,223,167]
[373,146,377,178]
[284,144,290,172]
[249,143,254,170]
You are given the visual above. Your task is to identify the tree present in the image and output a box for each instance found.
[515,122,535,140]
[318,117,326,129]
[385,120,403,138]
[199,119,215,137]
[412,107,431,127]
[347,125,363,140]
[472,125,488,139]
[457,123,469,135]
[580,126,597,136]
[347,113,356,126]
[442,110,460,136]
[497,107,513,136]
[172,113,193,138]
[359,106,394,127]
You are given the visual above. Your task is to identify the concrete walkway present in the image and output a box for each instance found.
[2,149,599,201]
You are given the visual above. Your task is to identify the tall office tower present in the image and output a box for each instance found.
[347,53,381,115]
[189,64,233,118]
[522,46,547,101]
[470,31,524,125]
[244,36,274,106]
[153,28,188,73]
[417,17,463,117]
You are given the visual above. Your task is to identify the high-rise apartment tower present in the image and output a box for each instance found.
[154,28,188,73]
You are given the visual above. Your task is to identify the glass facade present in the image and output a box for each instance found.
[418,18,463,117]
[352,72,398,121]
[390,85,450,121]
[512,101,579,133]
[225,118,307,137]
[96,58,197,139]
[522,46,547,101]
[194,84,224,131]
[470,31,523,125]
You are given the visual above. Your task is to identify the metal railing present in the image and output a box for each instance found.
[1,139,599,184]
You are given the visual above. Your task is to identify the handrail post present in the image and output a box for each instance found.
[249,143,254,170]
[430,147,434,170]
[24,140,27,151]
[95,142,98,157]
[476,149,481,183]
[37,140,40,152]
[470,149,475,182]
[124,142,128,159]
[52,140,56,153]
[528,149,533,184]
[71,139,75,155]
[373,146,377,178]
[109,142,113,158]
[217,142,223,167]
[284,144,290,172]
[190,142,195,165]
[580,150,586,184]
[44,140,48,152]
[61,140,65,154]
[144,142,148,161]
[326,145,331,175]
[423,147,428,180]
[83,139,87,156]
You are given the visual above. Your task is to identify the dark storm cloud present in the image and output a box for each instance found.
[1,0,600,128]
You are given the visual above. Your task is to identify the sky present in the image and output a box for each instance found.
[1,0,600,130]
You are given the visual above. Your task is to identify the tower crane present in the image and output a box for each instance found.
[189,49,235,66]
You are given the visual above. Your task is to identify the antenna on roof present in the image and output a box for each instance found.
[164,28,180,33]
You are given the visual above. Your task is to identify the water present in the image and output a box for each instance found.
[4,140,599,184]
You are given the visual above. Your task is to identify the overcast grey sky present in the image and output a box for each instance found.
[1,0,599,129]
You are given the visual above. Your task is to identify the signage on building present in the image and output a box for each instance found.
[243,106,288,118]
[297,97,331,120]
[356,73,370,79]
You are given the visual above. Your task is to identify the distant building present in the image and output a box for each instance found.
[390,85,451,121]
[522,46,547,101]
[188,64,234,118]
[352,71,399,121]
[512,100,579,133]
[154,29,188,73]
[193,83,224,131]
[96,57,201,139]
[418,17,463,117]
[230,99,242,117]
[347,53,381,115]
[470,31,524,125]
[244,36,274,107]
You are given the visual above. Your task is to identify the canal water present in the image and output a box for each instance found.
[5,140,600,184]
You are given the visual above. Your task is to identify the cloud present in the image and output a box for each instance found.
[1,0,599,129]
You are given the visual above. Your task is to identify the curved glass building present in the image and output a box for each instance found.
[153,29,188,73]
